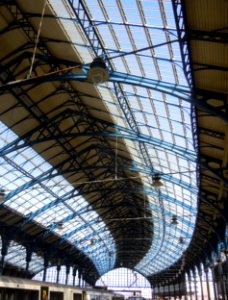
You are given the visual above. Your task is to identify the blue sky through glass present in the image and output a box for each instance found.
[0,0,198,278]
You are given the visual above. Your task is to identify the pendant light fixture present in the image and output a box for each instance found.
[87,57,109,84]
[152,174,163,188]
[171,215,178,225]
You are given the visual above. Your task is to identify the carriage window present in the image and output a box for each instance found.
[50,291,64,300]
[0,288,38,300]
[74,293,82,300]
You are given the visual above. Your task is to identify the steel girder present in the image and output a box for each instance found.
[12,184,194,232]
[1,107,149,217]
[200,190,227,224]
[0,108,196,160]
[0,48,224,185]
[0,159,195,229]
[66,0,156,185]
[171,0,193,86]
[186,29,228,44]
[0,54,126,217]
[171,0,228,285]
[0,104,197,191]
[15,169,195,222]
[2,58,225,187]
[49,192,194,242]
[0,1,224,237]
[200,153,228,186]
[0,68,227,122]
[1,100,220,189]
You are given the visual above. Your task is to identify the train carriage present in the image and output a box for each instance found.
[0,276,124,300]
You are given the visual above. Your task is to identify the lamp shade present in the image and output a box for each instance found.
[152,174,163,188]
[0,189,5,201]
[179,237,184,245]
[171,215,178,225]
[87,57,109,83]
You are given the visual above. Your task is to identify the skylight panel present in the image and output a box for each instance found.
[141,1,163,27]
[85,0,105,20]
[142,58,160,80]
[98,26,116,49]
[49,0,92,63]
[130,27,148,49]
[124,56,143,77]
[120,2,142,24]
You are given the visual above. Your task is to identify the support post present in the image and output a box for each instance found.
[0,235,10,276]
[198,266,204,300]
[217,263,226,300]
[188,271,193,300]
[25,247,33,274]
[184,273,187,300]
[223,260,228,300]
[65,264,70,285]
[78,269,81,287]
[193,269,198,300]
[157,284,161,298]
[73,266,77,286]
[204,267,211,300]
[178,279,181,300]
[210,266,219,300]
[173,281,177,300]
[43,253,49,282]
[56,264,61,283]
[167,281,171,300]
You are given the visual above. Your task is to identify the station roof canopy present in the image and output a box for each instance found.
[0,0,227,285]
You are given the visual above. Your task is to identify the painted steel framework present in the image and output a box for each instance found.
[0,0,227,296]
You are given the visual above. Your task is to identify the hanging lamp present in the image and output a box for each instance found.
[87,57,109,84]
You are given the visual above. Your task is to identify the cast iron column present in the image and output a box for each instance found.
[167,281,171,300]
[0,235,9,276]
[198,266,204,300]
[204,267,211,300]
[43,253,49,282]
[193,269,198,300]
[56,264,61,283]
[25,248,33,274]
[73,266,77,286]
[187,271,193,300]
[65,264,70,285]
[78,269,82,287]
[218,263,226,300]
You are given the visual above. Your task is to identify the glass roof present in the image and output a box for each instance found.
[0,122,116,275]
[0,0,198,278]
[48,0,198,275]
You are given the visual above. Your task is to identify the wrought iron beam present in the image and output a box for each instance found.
[0,107,196,161]
[1,68,226,122]
[200,153,228,186]
[66,0,155,177]
[186,29,228,44]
